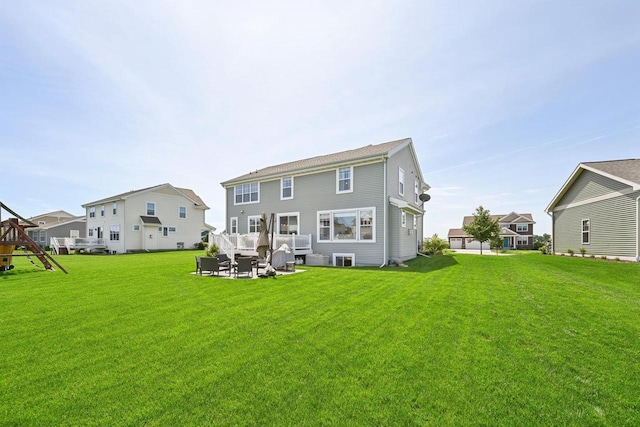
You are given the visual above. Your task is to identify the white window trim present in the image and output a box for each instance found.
[333,253,355,267]
[281,177,294,200]
[146,202,156,216]
[248,215,261,233]
[516,224,528,232]
[230,217,238,234]
[414,180,419,204]
[399,167,405,196]
[178,206,187,219]
[401,211,407,228]
[317,207,376,243]
[336,166,354,194]
[112,202,117,215]
[277,212,300,235]
[234,183,260,205]
[581,218,590,245]
[133,224,140,231]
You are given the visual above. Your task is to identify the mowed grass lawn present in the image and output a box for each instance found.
[1,251,639,426]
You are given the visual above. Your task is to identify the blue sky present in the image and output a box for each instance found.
[2,1,639,237]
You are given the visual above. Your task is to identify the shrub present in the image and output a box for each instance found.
[567,248,574,257]
[422,234,449,255]
[590,254,596,259]
[615,257,620,262]
[539,246,547,255]
[579,247,587,257]
[601,255,608,260]
[205,243,220,258]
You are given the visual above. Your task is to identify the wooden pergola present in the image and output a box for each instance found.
[0,202,67,273]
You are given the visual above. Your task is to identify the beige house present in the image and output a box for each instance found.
[448,212,535,250]
[82,184,211,253]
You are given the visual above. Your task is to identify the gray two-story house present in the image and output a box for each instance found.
[546,159,640,261]
[219,138,430,266]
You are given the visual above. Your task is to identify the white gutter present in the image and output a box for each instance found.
[381,156,388,268]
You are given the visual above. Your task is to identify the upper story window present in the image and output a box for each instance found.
[399,168,405,196]
[112,202,117,215]
[414,181,420,204]
[336,167,353,194]
[235,183,259,204]
[281,177,293,200]
[100,205,105,217]
[179,206,187,219]
[147,202,156,216]
[582,219,590,244]
[89,207,96,218]
[317,207,375,242]
[516,224,528,232]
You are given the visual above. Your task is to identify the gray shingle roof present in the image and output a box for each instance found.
[582,159,640,185]
[221,138,412,186]
[83,184,208,209]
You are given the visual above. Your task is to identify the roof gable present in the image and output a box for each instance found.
[83,184,208,209]
[221,138,414,186]
[546,159,640,212]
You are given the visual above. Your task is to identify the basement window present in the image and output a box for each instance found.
[333,253,355,267]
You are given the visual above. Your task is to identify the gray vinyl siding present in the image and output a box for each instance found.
[557,170,630,206]
[226,161,387,265]
[387,145,424,260]
[553,192,638,257]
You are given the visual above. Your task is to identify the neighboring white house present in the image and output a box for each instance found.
[82,184,211,253]
[218,138,430,266]
[546,159,640,261]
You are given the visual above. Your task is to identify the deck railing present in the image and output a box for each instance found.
[210,232,312,257]
[50,237,106,254]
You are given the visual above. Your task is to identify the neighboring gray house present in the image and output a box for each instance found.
[219,138,430,266]
[545,159,640,261]
[24,210,85,248]
[82,184,211,253]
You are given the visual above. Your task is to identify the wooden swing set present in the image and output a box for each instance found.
[0,201,67,273]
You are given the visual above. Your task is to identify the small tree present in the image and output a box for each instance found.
[490,233,503,254]
[463,206,500,255]
[422,234,449,255]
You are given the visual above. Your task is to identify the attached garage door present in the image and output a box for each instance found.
[449,238,463,249]
[465,238,490,250]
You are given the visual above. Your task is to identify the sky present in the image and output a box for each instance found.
[1,1,639,238]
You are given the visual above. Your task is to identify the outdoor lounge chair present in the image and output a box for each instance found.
[200,256,230,276]
[234,257,253,278]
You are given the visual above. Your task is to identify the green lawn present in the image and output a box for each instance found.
[1,251,639,425]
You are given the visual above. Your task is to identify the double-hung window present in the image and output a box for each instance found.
[281,177,293,200]
[109,225,120,241]
[414,181,419,204]
[399,168,405,196]
[179,206,187,219]
[100,205,105,217]
[317,208,375,242]
[581,219,590,244]
[89,207,96,218]
[516,224,528,232]
[230,217,238,234]
[235,183,259,204]
[248,216,260,233]
[336,167,353,193]
[147,202,156,216]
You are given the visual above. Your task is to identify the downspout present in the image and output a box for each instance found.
[380,156,388,268]
[546,210,553,254]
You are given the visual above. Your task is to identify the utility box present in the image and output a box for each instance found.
[306,254,329,266]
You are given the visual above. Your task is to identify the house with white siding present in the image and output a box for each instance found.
[82,184,211,254]
[545,159,640,261]
[217,138,430,266]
